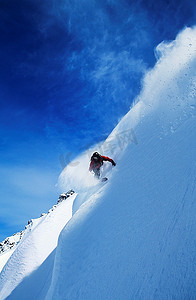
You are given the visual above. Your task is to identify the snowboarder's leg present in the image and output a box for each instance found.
[93,168,100,179]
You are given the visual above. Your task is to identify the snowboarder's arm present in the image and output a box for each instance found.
[101,156,116,166]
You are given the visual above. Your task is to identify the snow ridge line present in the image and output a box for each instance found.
[0,190,75,258]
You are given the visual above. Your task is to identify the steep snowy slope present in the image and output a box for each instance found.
[0,193,76,299]
[46,27,196,299]
[0,190,74,276]
[0,251,15,275]
[0,232,24,273]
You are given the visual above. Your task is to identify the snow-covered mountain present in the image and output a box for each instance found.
[0,190,75,297]
[0,27,196,299]
[0,231,24,274]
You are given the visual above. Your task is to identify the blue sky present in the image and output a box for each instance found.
[0,0,195,241]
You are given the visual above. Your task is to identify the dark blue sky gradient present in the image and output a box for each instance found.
[0,0,195,240]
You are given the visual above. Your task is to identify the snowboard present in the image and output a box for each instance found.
[101,177,108,182]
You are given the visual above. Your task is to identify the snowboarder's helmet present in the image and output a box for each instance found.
[92,152,100,160]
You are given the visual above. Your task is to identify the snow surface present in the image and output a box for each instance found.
[0,194,76,299]
[0,231,24,270]
[47,27,196,300]
[0,26,196,299]
[0,250,15,274]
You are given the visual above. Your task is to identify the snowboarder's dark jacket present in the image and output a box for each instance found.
[89,155,115,172]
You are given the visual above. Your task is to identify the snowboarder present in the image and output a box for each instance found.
[89,152,116,179]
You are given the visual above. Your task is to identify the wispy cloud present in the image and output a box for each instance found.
[62,0,148,92]
[44,0,150,145]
